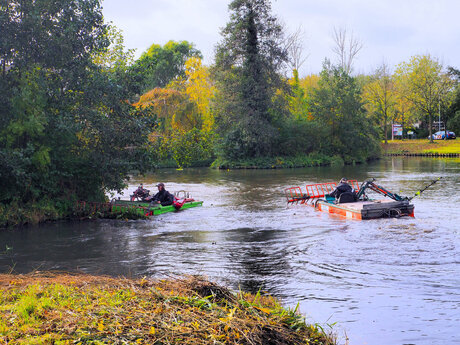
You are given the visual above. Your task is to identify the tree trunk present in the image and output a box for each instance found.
[401,112,405,141]
[428,112,433,143]
[384,114,388,144]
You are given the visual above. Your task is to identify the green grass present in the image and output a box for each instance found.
[382,139,460,155]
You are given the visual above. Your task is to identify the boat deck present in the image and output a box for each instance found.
[317,198,414,220]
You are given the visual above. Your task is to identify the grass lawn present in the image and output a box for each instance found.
[382,139,460,155]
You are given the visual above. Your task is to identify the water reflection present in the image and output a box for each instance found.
[1,157,459,345]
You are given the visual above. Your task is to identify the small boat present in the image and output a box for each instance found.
[285,179,415,220]
[111,190,203,217]
[111,199,204,217]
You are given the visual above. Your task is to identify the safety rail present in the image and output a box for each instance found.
[284,186,306,203]
[348,180,360,191]
[285,180,361,203]
[305,182,337,198]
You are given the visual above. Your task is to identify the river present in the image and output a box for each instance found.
[0,157,459,345]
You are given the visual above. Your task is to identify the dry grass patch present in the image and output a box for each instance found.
[0,272,335,345]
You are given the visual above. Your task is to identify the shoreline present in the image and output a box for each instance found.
[384,153,460,157]
[0,272,335,345]
[381,139,460,156]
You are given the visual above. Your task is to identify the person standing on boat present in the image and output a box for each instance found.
[329,178,356,201]
[151,183,174,206]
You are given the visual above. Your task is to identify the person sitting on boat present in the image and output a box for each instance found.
[130,183,151,201]
[329,178,357,203]
[150,183,174,206]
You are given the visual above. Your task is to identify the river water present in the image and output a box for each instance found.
[0,157,459,345]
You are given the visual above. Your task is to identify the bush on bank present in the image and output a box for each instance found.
[0,273,336,345]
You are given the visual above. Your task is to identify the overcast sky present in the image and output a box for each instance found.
[101,0,460,76]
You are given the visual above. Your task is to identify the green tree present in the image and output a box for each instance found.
[213,0,288,159]
[446,67,460,134]
[93,24,135,72]
[131,41,202,93]
[287,69,309,120]
[0,0,152,208]
[310,61,380,162]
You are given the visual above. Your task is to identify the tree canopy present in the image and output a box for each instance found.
[0,0,152,207]
[131,40,202,93]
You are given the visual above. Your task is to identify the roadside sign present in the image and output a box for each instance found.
[392,124,403,136]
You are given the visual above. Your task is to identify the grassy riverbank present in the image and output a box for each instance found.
[211,154,351,169]
[382,139,460,155]
[0,200,147,229]
[0,273,335,344]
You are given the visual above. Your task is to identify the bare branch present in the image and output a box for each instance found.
[331,26,363,74]
[284,25,309,73]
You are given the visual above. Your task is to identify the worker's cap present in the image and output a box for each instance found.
[156,183,165,187]
[340,177,348,183]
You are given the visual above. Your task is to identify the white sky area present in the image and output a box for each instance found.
[101,0,460,76]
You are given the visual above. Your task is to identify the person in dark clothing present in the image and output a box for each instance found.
[329,178,356,202]
[150,183,174,206]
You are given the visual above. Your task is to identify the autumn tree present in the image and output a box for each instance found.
[213,0,288,159]
[393,76,416,139]
[133,58,216,168]
[362,62,396,143]
[395,55,454,142]
[184,57,215,132]
[133,88,198,131]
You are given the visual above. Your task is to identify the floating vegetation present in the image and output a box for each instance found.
[0,273,335,344]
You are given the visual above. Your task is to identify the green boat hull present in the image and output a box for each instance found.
[111,200,203,217]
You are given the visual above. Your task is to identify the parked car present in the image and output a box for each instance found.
[428,130,456,140]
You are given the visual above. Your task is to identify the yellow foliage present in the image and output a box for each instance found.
[184,57,215,132]
[133,88,198,131]
[299,74,320,95]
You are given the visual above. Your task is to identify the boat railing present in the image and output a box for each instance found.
[284,186,305,203]
[286,180,361,204]
[305,182,336,198]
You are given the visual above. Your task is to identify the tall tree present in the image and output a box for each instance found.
[213,0,288,159]
[395,55,454,142]
[362,62,396,143]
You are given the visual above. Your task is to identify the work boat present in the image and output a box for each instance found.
[111,190,203,217]
[285,179,415,220]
